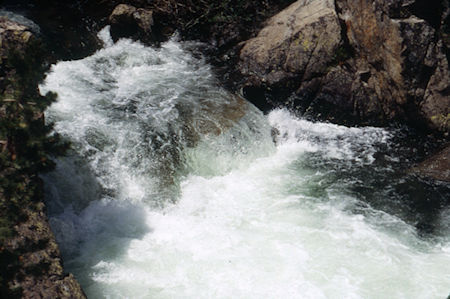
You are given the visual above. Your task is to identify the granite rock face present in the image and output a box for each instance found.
[0,17,85,298]
[239,0,342,86]
[239,0,450,132]
[337,0,449,130]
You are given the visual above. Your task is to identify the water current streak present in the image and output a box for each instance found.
[40,28,450,299]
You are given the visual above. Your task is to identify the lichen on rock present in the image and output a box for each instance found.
[239,0,342,86]
[238,0,450,133]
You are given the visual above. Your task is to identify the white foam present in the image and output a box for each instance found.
[97,25,114,47]
[41,29,450,299]
[268,108,392,164]
[67,152,450,298]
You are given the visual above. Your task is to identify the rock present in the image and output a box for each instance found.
[0,16,35,96]
[109,4,138,23]
[341,0,406,111]
[333,0,448,125]
[411,145,450,182]
[4,203,86,299]
[334,0,449,130]
[0,10,41,34]
[108,4,154,42]
[422,41,450,131]
[0,16,32,55]
[238,0,450,132]
[239,0,342,86]
[0,17,86,298]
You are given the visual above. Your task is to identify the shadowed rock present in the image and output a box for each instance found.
[0,17,86,298]
[108,4,155,43]
[411,145,450,182]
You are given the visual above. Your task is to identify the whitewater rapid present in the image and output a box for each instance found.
[40,28,450,298]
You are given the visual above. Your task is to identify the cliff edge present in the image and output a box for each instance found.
[0,17,85,298]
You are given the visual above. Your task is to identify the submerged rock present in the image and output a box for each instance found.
[411,145,450,182]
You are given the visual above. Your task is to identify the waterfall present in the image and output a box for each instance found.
[40,28,450,299]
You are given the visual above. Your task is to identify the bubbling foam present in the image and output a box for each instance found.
[41,29,450,299]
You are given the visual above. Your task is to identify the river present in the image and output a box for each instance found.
[39,27,450,299]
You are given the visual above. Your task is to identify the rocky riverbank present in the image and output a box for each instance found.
[3,0,447,132]
[104,0,450,181]
[238,0,450,133]
[0,17,85,298]
[0,0,449,297]
[94,0,450,134]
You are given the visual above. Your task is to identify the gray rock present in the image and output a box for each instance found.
[239,0,450,132]
[0,10,40,34]
[239,0,342,86]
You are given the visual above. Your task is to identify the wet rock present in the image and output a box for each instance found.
[411,145,450,182]
[108,4,155,42]
[239,0,342,86]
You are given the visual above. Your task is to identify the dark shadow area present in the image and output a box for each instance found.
[408,0,444,29]
[41,149,151,294]
[295,126,450,239]
[0,0,102,60]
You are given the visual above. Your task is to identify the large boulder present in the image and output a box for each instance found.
[335,0,450,129]
[239,0,342,86]
[238,0,450,132]
[108,4,155,42]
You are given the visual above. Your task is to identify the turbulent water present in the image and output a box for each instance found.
[40,28,450,298]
